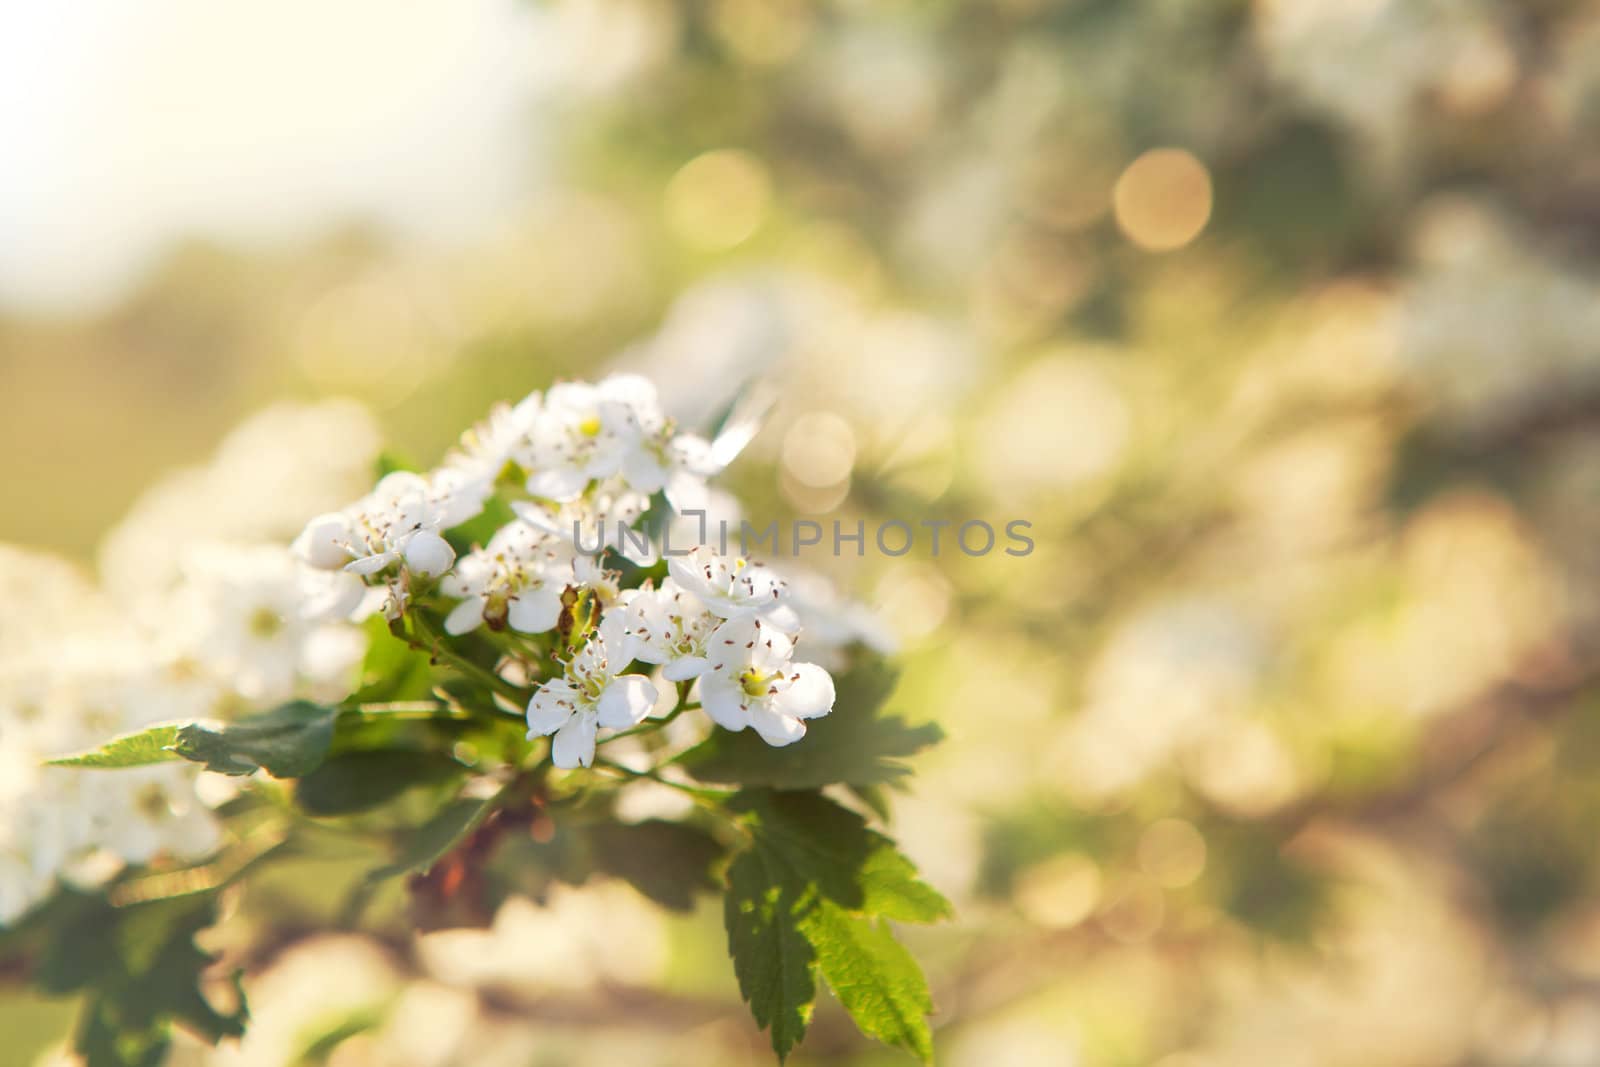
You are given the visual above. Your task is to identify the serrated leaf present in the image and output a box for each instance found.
[46,725,182,769]
[295,750,467,816]
[724,844,817,1062]
[172,701,338,778]
[722,790,949,1061]
[802,903,935,1063]
[682,660,942,790]
[733,790,952,924]
[588,819,725,912]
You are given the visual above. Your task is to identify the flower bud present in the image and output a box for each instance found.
[294,513,353,570]
[403,530,456,578]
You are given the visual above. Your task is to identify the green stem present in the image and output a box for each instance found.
[592,756,731,802]
[344,700,463,719]
[408,611,530,707]
[597,701,699,746]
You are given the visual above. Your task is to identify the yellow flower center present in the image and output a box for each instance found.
[739,668,773,699]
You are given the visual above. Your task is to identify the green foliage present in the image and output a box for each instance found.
[367,786,503,884]
[30,891,245,1067]
[723,789,950,1062]
[294,749,468,816]
[171,700,338,778]
[587,819,725,912]
[46,726,182,769]
[682,659,942,790]
[803,904,935,1063]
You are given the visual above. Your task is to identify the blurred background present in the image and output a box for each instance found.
[7,0,1600,1063]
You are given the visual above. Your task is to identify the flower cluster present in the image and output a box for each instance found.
[0,542,366,924]
[295,374,847,770]
[1,376,877,930]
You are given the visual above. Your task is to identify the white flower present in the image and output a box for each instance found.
[296,471,456,579]
[440,522,573,636]
[699,616,835,746]
[618,579,719,682]
[668,546,800,632]
[525,616,657,769]
[512,476,654,563]
[620,428,722,511]
[173,543,366,704]
[523,376,660,502]
[432,393,543,527]
[73,763,222,867]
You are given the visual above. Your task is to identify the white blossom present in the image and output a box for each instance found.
[523,376,659,502]
[668,545,800,632]
[432,393,543,527]
[699,616,835,746]
[512,476,654,563]
[296,471,456,579]
[618,578,719,682]
[525,616,657,769]
[440,522,573,636]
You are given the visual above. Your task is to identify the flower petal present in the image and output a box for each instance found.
[526,466,590,503]
[699,676,751,732]
[663,656,710,682]
[747,704,807,747]
[344,552,396,576]
[773,663,835,720]
[526,680,577,737]
[507,587,562,634]
[551,713,598,769]
[597,675,658,729]
[444,596,487,636]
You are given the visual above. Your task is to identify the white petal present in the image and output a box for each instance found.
[403,531,456,577]
[526,681,577,736]
[747,705,807,747]
[773,663,835,720]
[667,554,715,602]
[762,601,803,634]
[344,552,396,576]
[663,656,710,682]
[507,587,563,634]
[526,466,590,503]
[622,450,669,495]
[444,596,487,636]
[551,713,598,769]
[663,469,709,512]
[597,675,658,729]
[699,676,751,732]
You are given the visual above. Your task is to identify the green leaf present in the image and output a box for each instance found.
[171,700,338,778]
[724,844,817,1062]
[722,790,949,1061]
[367,786,500,884]
[295,750,467,816]
[802,903,935,1063]
[46,725,182,769]
[32,891,246,1067]
[732,790,952,924]
[78,1001,169,1067]
[587,820,725,912]
[352,614,436,703]
[682,660,942,790]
